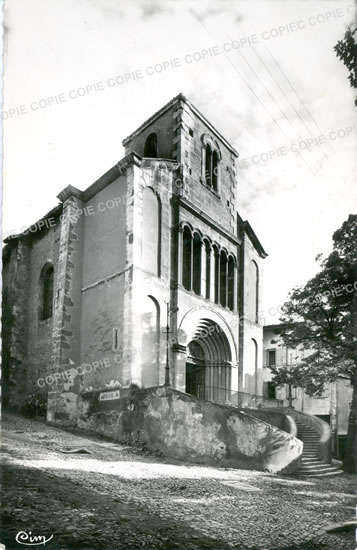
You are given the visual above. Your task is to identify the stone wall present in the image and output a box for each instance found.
[239,230,265,395]
[26,224,61,402]
[2,216,61,412]
[177,98,237,236]
[78,386,302,473]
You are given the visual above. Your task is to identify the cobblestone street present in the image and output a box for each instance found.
[1,414,355,550]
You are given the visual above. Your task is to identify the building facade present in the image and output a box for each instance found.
[2,93,268,425]
[263,324,352,458]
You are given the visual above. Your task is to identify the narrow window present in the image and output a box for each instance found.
[205,145,212,187]
[144,133,158,158]
[204,240,211,299]
[212,150,219,192]
[213,246,220,304]
[220,251,227,307]
[112,328,119,351]
[40,264,54,320]
[192,233,202,295]
[227,256,235,311]
[182,226,192,291]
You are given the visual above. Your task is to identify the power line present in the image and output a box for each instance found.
[250,44,330,164]
[266,49,336,156]
[231,42,324,172]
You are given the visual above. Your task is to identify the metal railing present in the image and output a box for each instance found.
[188,385,284,409]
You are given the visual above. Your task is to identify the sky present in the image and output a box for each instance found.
[3,0,357,323]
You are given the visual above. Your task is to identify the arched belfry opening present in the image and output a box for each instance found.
[185,318,233,402]
[144,132,158,158]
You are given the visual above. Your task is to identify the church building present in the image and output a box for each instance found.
[3,93,268,424]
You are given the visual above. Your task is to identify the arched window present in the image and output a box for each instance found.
[201,135,221,192]
[204,240,211,299]
[39,263,54,320]
[182,226,192,291]
[212,150,219,192]
[227,256,235,311]
[213,245,220,304]
[144,133,158,158]
[249,260,259,323]
[192,233,202,295]
[220,250,227,307]
[142,188,160,276]
[205,144,212,187]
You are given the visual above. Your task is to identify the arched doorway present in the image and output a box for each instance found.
[185,318,233,403]
[186,341,205,398]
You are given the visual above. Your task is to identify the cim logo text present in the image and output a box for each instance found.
[15,531,53,546]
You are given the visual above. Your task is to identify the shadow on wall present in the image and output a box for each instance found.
[78,386,302,474]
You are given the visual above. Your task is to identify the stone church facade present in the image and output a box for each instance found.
[3,93,268,425]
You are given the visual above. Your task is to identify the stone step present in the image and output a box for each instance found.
[298,466,342,476]
[301,459,321,464]
[300,469,343,477]
[302,449,318,456]
[307,470,343,477]
[302,454,319,458]
[299,464,335,472]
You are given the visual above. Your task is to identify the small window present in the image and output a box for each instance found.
[112,328,119,351]
[40,264,54,320]
[144,133,157,158]
[268,350,276,367]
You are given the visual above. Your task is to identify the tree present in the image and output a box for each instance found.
[334,26,357,106]
[270,214,357,473]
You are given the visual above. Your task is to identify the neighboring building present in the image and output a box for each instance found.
[263,324,353,459]
[2,93,269,424]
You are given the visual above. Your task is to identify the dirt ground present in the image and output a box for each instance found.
[1,413,355,550]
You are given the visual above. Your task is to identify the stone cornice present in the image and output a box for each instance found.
[57,185,84,203]
[242,220,268,259]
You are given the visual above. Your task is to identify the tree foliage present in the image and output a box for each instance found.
[334,26,357,106]
[270,214,357,471]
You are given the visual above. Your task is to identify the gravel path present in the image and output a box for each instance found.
[1,414,355,550]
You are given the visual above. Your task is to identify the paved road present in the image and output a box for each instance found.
[1,414,355,550]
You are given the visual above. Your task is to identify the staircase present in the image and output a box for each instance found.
[296,419,342,477]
